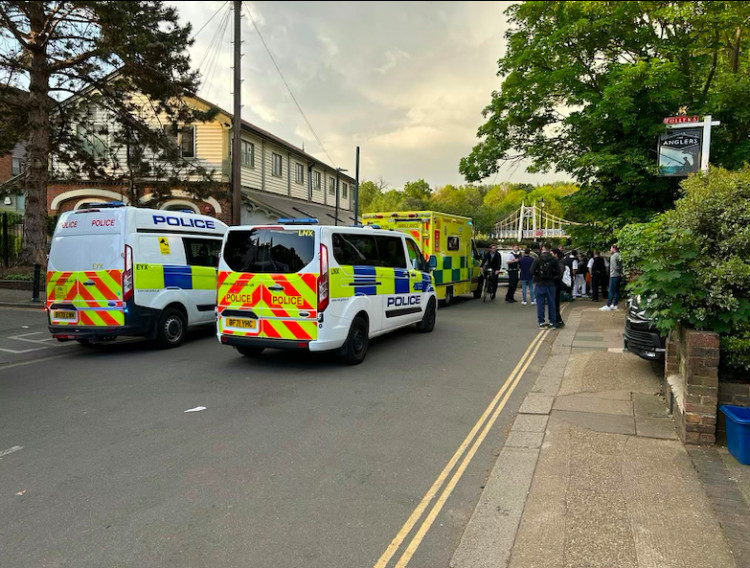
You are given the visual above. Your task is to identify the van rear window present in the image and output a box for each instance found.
[49,235,122,271]
[223,229,315,274]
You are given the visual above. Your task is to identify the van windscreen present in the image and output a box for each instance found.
[223,229,315,274]
[48,234,122,271]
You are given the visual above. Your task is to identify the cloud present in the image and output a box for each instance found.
[171,1,572,189]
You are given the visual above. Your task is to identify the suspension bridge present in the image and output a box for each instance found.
[490,203,582,241]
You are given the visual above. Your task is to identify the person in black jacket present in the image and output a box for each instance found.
[552,248,570,328]
[529,243,560,327]
[590,250,608,301]
[480,243,502,299]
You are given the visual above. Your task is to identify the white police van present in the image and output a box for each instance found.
[46,202,228,347]
[216,219,438,364]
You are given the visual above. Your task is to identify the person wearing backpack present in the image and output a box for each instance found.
[530,243,560,328]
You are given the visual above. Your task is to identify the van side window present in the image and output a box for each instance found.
[184,238,222,267]
[374,236,407,268]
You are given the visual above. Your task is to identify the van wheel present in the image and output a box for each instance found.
[416,298,437,333]
[237,346,265,357]
[156,308,186,348]
[339,316,369,365]
[443,287,453,306]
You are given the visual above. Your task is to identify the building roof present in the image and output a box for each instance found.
[243,189,358,226]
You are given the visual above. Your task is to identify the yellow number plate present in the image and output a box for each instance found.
[226,318,257,329]
[54,310,76,319]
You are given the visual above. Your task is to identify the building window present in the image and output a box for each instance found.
[342,182,348,199]
[76,124,108,159]
[295,162,304,184]
[314,171,321,191]
[241,141,254,167]
[328,177,335,195]
[272,153,283,177]
[11,157,24,176]
[180,126,195,158]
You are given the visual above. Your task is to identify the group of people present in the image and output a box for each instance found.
[480,242,623,328]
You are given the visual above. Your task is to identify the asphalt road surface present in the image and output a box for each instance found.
[0,293,552,568]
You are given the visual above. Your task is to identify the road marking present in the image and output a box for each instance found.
[374,326,550,568]
[0,445,23,459]
[0,332,70,353]
[0,353,70,373]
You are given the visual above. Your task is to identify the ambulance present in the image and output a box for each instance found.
[361,211,482,305]
[216,219,438,364]
[46,203,228,348]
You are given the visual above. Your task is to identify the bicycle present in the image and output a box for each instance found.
[482,267,496,303]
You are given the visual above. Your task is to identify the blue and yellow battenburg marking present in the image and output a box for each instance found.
[134,264,216,290]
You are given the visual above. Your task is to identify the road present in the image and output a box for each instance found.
[0,294,553,568]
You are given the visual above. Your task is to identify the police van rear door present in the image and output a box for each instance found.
[46,209,125,328]
[218,226,318,343]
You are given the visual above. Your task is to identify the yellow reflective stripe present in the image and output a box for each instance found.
[134,264,163,289]
[190,266,217,290]
[374,267,395,294]
[329,269,355,298]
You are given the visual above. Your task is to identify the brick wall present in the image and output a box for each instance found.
[664,324,720,444]
[0,154,11,182]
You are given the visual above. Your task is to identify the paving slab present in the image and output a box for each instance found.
[550,409,636,436]
[511,414,549,433]
[450,447,540,568]
[517,393,554,415]
[504,430,544,449]
[633,392,678,440]
[553,394,633,416]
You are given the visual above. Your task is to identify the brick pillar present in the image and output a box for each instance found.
[682,328,720,444]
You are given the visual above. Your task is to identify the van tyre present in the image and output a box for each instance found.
[156,308,186,348]
[237,346,265,357]
[339,316,369,365]
[416,298,436,333]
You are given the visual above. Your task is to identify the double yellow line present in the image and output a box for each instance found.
[373,325,552,568]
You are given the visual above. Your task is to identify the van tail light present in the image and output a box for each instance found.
[317,244,329,313]
[123,244,134,302]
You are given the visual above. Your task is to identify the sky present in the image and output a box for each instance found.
[169,1,570,190]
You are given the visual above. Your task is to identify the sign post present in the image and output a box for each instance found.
[658,115,720,176]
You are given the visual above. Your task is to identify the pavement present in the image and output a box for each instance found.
[451,299,750,568]
[2,286,749,567]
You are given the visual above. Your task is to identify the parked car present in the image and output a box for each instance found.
[623,294,666,360]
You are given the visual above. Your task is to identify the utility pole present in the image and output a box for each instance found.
[354,147,360,224]
[231,0,242,226]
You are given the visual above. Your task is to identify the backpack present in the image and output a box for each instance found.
[535,254,558,280]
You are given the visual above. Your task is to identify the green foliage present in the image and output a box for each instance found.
[359,178,579,235]
[0,1,216,264]
[461,1,750,234]
[622,167,750,375]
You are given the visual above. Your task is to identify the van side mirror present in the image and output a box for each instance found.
[428,255,437,271]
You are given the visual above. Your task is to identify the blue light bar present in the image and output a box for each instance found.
[277,217,318,224]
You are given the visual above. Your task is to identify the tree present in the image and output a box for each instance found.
[0,1,217,265]
[460,1,750,232]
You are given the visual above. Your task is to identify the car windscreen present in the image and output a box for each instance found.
[223,228,315,274]
[48,234,122,271]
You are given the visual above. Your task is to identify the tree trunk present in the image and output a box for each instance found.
[20,3,51,267]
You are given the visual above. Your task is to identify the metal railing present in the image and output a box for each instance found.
[1,211,24,267]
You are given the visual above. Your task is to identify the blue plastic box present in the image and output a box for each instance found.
[720,405,750,466]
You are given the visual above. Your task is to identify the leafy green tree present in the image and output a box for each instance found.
[402,179,432,210]
[356,179,387,213]
[620,167,750,377]
[461,1,750,235]
[0,1,216,264]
